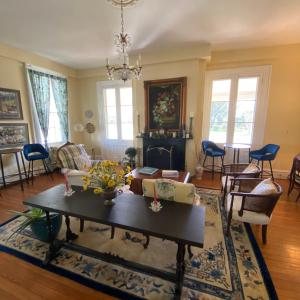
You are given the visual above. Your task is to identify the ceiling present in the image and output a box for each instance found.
[0,0,300,69]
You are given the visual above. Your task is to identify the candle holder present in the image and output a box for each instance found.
[149,200,163,212]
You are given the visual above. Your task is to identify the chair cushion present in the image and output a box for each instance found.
[58,144,89,169]
[226,194,271,225]
[73,155,92,171]
[243,163,259,174]
[251,178,277,195]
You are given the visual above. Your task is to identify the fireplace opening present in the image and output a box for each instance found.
[146,145,174,169]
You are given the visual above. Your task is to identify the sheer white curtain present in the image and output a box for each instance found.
[97,81,133,161]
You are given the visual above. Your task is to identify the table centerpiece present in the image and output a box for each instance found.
[81,160,133,205]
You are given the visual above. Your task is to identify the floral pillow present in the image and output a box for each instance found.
[155,179,176,201]
[73,155,92,171]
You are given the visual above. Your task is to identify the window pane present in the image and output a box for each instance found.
[235,101,256,123]
[106,106,117,123]
[120,87,132,106]
[233,122,253,144]
[212,79,231,101]
[107,124,118,139]
[121,123,133,140]
[209,79,231,143]
[209,122,227,143]
[237,77,258,101]
[120,106,133,123]
[105,88,116,106]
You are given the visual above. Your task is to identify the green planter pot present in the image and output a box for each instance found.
[30,214,62,242]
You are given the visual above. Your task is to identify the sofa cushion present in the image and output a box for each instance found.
[73,155,92,171]
[58,144,90,169]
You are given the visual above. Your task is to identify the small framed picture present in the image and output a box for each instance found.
[0,88,23,120]
[0,123,29,148]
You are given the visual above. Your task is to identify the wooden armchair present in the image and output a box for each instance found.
[221,163,261,206]
[226,178,282,244]
[288,153,300,201]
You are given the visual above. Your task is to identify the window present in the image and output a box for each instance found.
[102,82,133,141]
[40,81,64,144]
[203,66,271,146]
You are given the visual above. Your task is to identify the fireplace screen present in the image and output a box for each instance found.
[146,145,174,170]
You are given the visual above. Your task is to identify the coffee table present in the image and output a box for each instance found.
[129,168,190,195]
[23,184,205,299]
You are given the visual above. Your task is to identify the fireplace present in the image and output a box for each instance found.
[142,137,186,170]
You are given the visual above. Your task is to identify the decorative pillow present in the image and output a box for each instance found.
[251,178,277,195]
[58,144,89,169]
[73,155,92,171]
[155,179,176,201]
[243,163,258,173]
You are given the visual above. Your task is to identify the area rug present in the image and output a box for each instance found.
[0,188,277,300]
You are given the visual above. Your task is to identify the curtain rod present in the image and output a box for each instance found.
[26,63,66,79]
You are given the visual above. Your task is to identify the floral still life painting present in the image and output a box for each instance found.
[144,77,186,131]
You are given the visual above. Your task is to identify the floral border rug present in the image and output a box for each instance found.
[0,188,277,300]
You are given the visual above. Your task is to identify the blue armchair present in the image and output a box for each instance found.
[23,143,52,183]
[249,144,280,179]
[202,140,226,178]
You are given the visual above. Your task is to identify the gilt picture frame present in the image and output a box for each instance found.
[0,88,23,120]
[0,123,29,148]
[144,77,187,131]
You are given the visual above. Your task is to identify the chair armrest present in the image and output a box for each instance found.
[230,191,274,198]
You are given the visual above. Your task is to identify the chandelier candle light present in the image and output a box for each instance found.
[106,0,142,82]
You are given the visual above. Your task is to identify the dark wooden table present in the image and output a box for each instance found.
[0,148,27,190]
[129,168,190,195]
[23,185,205,299]
[224,143,251,164]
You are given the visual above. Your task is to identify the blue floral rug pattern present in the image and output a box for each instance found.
[0,188,277,299]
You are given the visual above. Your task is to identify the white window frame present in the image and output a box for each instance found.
[202,65,272,147]
[97,80,133,141]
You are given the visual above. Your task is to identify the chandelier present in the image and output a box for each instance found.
[106,0,142,82]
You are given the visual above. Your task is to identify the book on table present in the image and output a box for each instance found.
[138,167,159,175]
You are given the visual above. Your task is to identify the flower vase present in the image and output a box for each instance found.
[102,189,117,205]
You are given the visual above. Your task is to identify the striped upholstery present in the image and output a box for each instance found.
[58,144,90,169]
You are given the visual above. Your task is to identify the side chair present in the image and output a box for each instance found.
[202,140,225,178]
[226,178,282,244]
[249,144,280,180]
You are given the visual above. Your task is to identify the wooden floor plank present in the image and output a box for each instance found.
[0,171,299,299]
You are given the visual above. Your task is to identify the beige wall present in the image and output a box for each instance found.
[208,44,300,172]
[77,59,206,172]
[0,44,82,175]
[1,41,299,177]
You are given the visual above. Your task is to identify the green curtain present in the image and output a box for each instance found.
[28,69,50,146]
[51,76,69,141]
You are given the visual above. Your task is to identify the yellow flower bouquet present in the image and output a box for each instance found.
[81,160,134,205]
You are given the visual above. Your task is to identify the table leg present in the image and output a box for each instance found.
[0,154,6,188]
[237,149,240,164]
[233,149,236,164]
[15,152,24,191]
[174,242,185,299]
[65,215,78,242]
[20,151,28,183]
[44,211,61,265]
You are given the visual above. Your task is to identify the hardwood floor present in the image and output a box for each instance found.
[0,172,299,299]
[193,172,300,300]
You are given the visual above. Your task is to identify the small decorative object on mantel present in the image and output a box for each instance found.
[149,186,163,212]
[81,160,133,205]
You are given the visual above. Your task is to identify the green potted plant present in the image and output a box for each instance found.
[8,208,62,242]
[125,147,137,169]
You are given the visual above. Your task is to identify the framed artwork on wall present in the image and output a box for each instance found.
[0,123,29,148]
[0,88,23,120]
[144,77,187,131]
